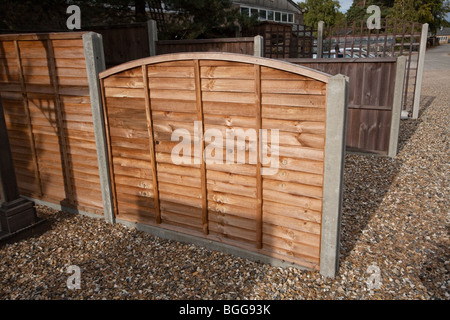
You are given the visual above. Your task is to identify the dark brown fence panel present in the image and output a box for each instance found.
[287,58,397,154]
[100,53,332,270]
[322,18,422,112]
[0,32,103,215]
[156,38,255,56]
[88,23,150,68]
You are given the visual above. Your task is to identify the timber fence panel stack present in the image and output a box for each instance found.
[1,31,350,277]
[0,32,103,216]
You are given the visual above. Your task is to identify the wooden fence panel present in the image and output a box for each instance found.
[88,23,150,68]
[287,58,398,155]
[100,53,332,270]
[156,38,255,56]
[0,32,103,215]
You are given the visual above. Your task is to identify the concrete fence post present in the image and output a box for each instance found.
[412,23,428,119]
[388,56,407,158]
[317,21,324,59]
[147,20,158,57]
[320,74,349,278]
[83,32,115,224]
[254,35,264,57]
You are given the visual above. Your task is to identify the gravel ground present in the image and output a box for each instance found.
[0,48,448,301]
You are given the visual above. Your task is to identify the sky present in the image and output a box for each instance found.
[338,0,353,13]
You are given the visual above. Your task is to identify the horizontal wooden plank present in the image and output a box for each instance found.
[201,79,254,93]
[262,233,320,259]
[262,119,325,134]
[207,190,257,210]
[262,93,326,108]
[201,65,254,79]
[263,179,322,199]
[263,211,321,235]
[161,210,203,232]
[103,77,144,89]
[261,80,326,95]
[207,179,257,198]
[158,181,202,199]
[263,200,321,224]
[209,220,256,244]
[263,189,322,212]
[148,66,194,78]
[262,105,326,121]
[203,101,257,117]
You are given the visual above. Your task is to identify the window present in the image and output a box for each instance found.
[259,9,267,20]
[288,14,293,23]
[240,6,293,24]
[275,12,281,21]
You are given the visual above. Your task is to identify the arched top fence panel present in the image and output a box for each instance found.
[99,52,330,83]
[98,52,346,276]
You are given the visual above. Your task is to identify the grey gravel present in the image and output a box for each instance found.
[0,46,449,300]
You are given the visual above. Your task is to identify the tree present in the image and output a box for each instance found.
[346,0,394,22]
[0,0,147,31]
[162,0,241,39]
[297,0,343,27]
[388,0,450,32]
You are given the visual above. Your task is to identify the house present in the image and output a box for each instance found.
[436,27,450,44]
[233,0,304,25]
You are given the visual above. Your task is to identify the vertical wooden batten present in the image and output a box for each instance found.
[194,59,209,235]
[254,64,263,249]
[142,65,161,224]
[46,39,75,205]
[13,40,43,197]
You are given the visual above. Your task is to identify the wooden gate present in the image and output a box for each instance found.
[98,53,346,273]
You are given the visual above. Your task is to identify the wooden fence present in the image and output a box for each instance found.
[156,37,257,56]
[287,57,406,156]
[87,22,150,68]
[97,52,347,274]
[0,32,103,216]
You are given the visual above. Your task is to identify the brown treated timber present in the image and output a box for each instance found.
[46,39,74,204]
[13,40,43,197]
[99,53,329,83]
[101,78,119,217]
[255,64,263,249]
[142,65,161,224]
[194,59,209,235]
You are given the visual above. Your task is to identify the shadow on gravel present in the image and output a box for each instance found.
[339,153,403,261]
[419,236,450,299]
[397,95,436,154]
[0,209,75,248]
[339,94,436,262]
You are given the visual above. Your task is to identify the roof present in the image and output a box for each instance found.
[436,27,450,36]
[233,0,303,14]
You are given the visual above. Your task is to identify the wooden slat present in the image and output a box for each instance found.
[255,64,263,249]
[13,40,43,196]
[142,65,161,224]
[101,78,119,217]
[195,59,208,235]
[46,39,74,204]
